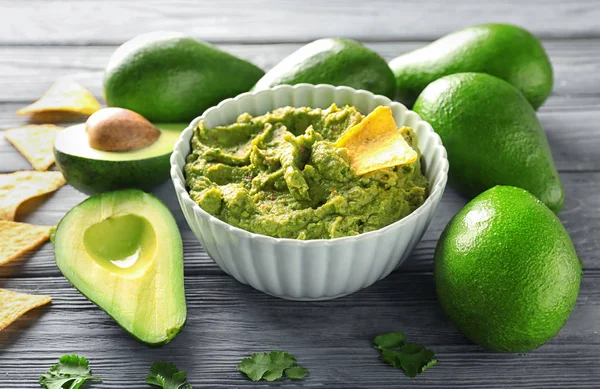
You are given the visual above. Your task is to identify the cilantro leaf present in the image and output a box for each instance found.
[284,365,309,380]
[373,334,437,377]
[380,344,437,377]
[238,351,308,382]
[146,361,193,389]
[238,351,294,382]
[39,354,101,389]
[374,332,406,349]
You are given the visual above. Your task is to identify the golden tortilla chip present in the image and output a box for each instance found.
[335,106,418,175]
[0,289,51,331]
[4,125,62,171]
[17,79,101,116]
[0,221,52,266]
[0,171,66,221]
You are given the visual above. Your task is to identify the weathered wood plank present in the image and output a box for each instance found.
[0,0,599,45]
[0,171,597,280]
[0,40,598,103]
[0,273,599,388]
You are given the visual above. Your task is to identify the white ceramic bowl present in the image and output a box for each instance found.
[171,84,448,301]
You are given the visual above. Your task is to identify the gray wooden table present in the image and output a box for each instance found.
[1,1,599,388]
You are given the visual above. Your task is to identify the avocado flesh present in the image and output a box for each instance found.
[54,189,186,346]
[54,123,186,193]
[55,123,182,161]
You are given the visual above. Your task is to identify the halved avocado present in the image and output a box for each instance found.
[54,189,186,346]
[54,123,186,193]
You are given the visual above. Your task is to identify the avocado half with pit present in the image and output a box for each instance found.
[54,189,186,346]
[54,122,186,194]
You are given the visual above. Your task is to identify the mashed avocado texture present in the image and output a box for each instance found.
[185,104,428,239]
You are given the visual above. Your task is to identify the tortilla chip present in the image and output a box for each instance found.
[0,289,51,331]
[335,106,418,175]
[0,171,66,221]
[17,79,101,117]
[0,221,52,266]
[4,125,62,171]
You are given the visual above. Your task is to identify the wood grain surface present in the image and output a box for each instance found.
[1,0,600,44]
[0,1,598,388]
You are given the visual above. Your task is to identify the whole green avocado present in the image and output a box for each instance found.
[435,186,581,352]
[413,72,564,213]
[104,31,265,122]
[253,38,396,98]
[389,24,553,109]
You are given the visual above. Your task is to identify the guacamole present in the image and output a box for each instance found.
[184,104,428,240]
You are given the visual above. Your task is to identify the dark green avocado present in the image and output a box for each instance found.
[389,24,553,109]
[253,37,396,98]
[104,31,265,122]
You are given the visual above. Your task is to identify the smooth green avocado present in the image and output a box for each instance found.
[104,31,265,122]
[54,123,186,194]
[413,72,564,213]
[253,38,396,98]
[54,189,186,347]
[434,186,581,352]
[389,24,553,109]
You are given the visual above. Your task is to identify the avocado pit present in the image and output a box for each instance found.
[86,107,160,151]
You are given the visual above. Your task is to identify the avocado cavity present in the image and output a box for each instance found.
[86,107,160,151]
[84,214,156,275]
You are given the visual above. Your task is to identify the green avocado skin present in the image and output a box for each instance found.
[413,72,564,213]
[54,151,170,194]
[389,24,553,109]
[253,38,396,98]
[434,186,581,352]
[104,31,265,122]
